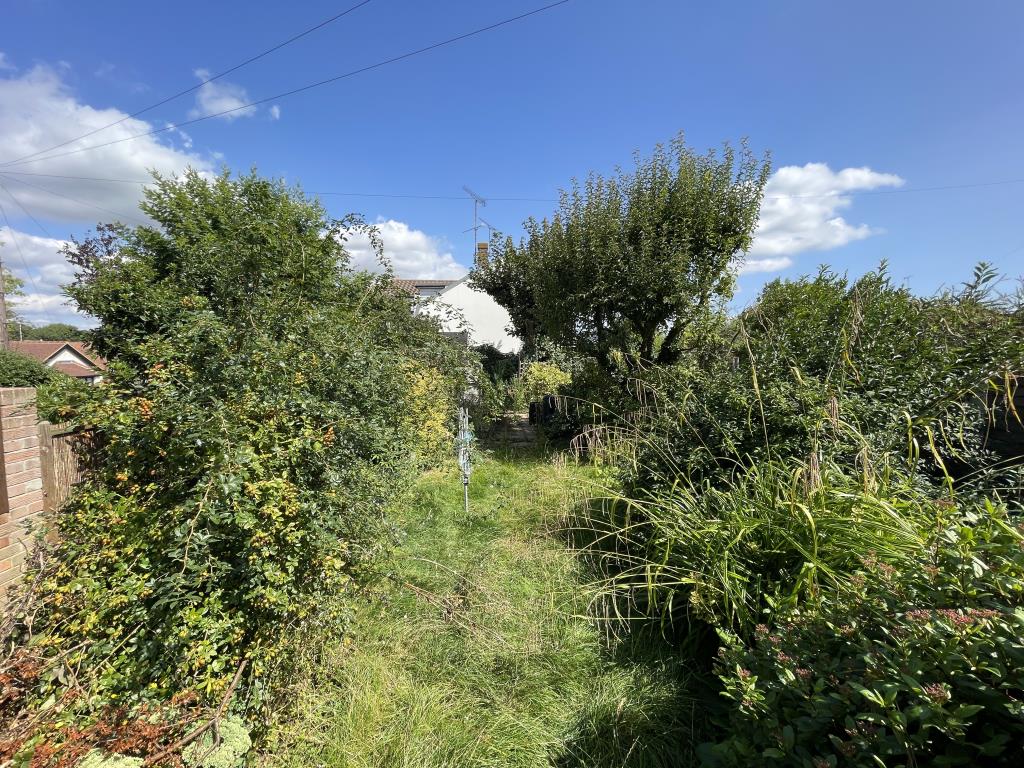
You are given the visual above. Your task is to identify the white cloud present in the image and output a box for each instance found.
[0,63,214,222]
[344,219,466,278]
[189,69,257,121]
[269,105,281,120]
[742,163,904,274]
[738,256,793,274]
[0,226,88,326]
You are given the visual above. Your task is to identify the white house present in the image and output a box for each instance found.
[10,341,106,384]
[394,245,521,354]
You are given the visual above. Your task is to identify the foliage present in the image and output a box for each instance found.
[1,266,26,323]
[0,347,61,387]
[472,132,770,373]
[78,752,143,768]
[405,362,459,469]
[467,344,519,433]
[708,501,1024,766]
[623,264,1024,495]
[522,360,571,402]
[474,343,519,383]
[2,170,466,760]
[20,322,90,341]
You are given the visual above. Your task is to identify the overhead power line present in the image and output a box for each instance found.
[0,171,559,201]
[0,182,54,240]
[3,0,573,168]
[0,193,49,325]
[4,169,1024,204]
[0,171,151,184]
[0,0,378,168]
[0,173,149,225]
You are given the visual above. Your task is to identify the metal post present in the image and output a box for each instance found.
[456,404,473,515]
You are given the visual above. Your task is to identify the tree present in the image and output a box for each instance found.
[20,322,89,341]
[0,265,25,324]
[472,133,770,374]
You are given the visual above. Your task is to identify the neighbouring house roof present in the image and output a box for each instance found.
[51,361,101,378]
[10,341,107,371]
[392,278,464,295]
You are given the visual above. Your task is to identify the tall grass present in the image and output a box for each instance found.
[574,454,938,639]
[266,452,707,768]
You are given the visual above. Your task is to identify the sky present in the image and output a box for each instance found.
[1,0,1022,327]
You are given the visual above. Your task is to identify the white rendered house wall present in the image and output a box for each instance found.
[422,280,521,354]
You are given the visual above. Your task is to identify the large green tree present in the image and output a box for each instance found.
[472,133,770,373]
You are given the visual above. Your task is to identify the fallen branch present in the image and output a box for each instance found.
[142,659,247,767]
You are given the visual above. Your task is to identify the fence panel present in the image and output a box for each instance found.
[38,422,93,515]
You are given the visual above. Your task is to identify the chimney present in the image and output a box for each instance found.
[474,241,489,270]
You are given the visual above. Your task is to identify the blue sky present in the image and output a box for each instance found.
[1,0,1022,325]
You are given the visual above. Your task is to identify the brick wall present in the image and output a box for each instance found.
[0,387,45,593]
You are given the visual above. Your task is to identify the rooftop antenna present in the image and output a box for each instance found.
[461,217,496,239]
[462,186,487,246]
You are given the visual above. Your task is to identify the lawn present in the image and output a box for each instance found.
[266,450,702,768]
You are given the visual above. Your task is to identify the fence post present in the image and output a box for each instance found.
[38,421,58,517]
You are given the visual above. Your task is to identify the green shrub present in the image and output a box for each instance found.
[0,347,61,387]
[522,360,571,402]
[623,265,1024,496]
[707,501,1024,766]
[2,171,467,758]
[405,361,459,468]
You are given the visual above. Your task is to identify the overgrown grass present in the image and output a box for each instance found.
[577,456,937,638]
[265,451,704,768]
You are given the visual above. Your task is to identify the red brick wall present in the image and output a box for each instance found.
[0,387,45,594]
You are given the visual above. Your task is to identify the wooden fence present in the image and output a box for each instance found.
[38,422,93,516]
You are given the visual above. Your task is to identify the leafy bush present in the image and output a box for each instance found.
[405,362,459,468]
[0,348,61,387]
[2,171,466,758]
[522,360,571,402]
[20,322,89,341]
[708,501,1024,766]
[624,265,1024,496]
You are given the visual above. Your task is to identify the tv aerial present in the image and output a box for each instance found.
[462,186,487,245]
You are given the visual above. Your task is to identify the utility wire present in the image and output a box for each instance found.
[0,174,557,200]
[0,194,47,320]
[0,181,55,240]
[314,190,559,202]
[0,173,149,226]
[0,0,378,168]
[3,169,1024,203]
[0,171,153,184]
[3,0,573,169]
[0,184,56,299]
